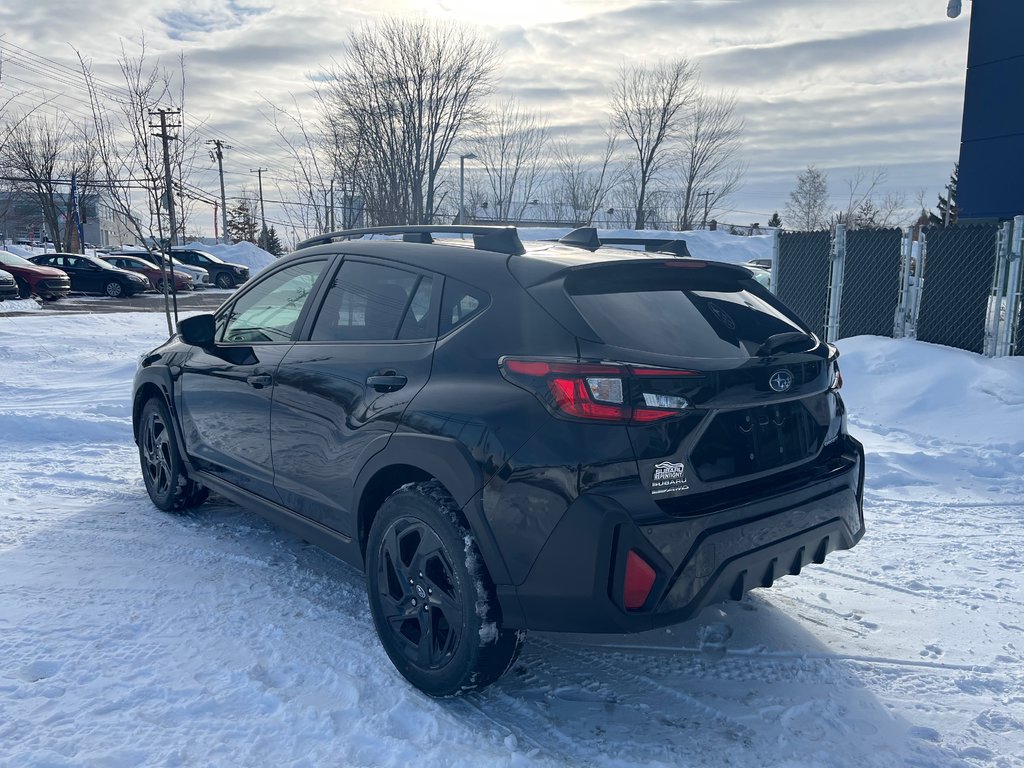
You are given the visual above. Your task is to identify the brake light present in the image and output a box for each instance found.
[624,550,657,610]
[500,357,697,423]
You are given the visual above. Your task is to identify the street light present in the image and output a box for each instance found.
[459,153,477,225]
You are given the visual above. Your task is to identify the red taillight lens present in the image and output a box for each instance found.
[500,357,694,423]
[624,550,657,610]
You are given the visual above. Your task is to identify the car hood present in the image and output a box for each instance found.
[13,262,68,278]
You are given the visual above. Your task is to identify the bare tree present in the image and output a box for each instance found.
[79,40,196,332]
[2,113,95,250]
[673,90,745,230]
[831,168,909,230]
[610,58,698,229]
[552,131,620,226]
[470,98,549,222]
[319,18,498,225]
[262,95,333,238]
[784,165,831,231]
[79,41,196,247]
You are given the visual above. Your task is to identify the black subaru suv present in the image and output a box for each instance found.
[132,225,864,696]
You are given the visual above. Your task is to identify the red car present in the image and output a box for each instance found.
[0,250,71,300]
[100,254,194,292]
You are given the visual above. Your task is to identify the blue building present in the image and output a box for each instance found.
[957,0,1024,220]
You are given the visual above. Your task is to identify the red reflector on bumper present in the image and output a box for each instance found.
[624,550,657,610]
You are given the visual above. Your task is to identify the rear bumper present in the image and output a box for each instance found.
[497,436,864,632]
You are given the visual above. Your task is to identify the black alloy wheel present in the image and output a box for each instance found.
[366,482,524,697]
[215,272,235,289]
[105,279,124,298]
[138,397,209,511]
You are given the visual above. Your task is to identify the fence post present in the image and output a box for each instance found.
[825,224,846,343]
[984,221,1012,356]
[893,228,915,338]
[998,215,1023,356]
[770,229,780,295]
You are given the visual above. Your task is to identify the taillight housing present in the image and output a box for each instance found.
[827,344,843,391]
[500,357,699,424]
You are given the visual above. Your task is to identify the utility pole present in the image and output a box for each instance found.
[700,189,715,230]
[151,107,181,330]
[207,139,231,243]
[250,168,267,243]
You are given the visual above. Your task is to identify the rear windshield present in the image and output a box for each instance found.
[565,264,808,358]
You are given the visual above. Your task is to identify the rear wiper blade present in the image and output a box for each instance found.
[756,332,813,357]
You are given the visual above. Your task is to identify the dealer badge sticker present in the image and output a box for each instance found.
[652,461,690,495]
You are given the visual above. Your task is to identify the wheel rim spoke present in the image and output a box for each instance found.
[142,412,172,496]
[376,516,463,671]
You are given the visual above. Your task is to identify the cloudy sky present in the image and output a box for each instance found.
[0,0,971,237]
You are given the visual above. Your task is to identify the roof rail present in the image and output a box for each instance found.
[557,227,691,257]
[295,225,526,255]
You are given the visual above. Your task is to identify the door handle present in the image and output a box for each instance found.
[366,373,408,392]
[246,374,273,389]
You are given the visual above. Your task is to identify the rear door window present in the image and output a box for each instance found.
[566,264,807,358]
[309,260,436,342]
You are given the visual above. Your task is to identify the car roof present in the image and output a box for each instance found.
[290,235,744,288]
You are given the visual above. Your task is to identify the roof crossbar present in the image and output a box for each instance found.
[557,227,691,257]
[296,225,526,255]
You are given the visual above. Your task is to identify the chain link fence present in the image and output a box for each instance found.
[772,220,1021,357]
[914,225,999,355]
[775,231,832,339]
[838,229,903,339]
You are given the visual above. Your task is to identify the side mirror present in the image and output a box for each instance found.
[177,313,216,347]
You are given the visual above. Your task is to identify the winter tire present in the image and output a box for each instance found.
[138,397,209,512]
[105,280,124,298]
[15,277,30,299]
[366,481,524,697]
[215,272,235,289]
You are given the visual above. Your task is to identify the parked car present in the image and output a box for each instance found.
[100,254,194,293]
[132,225,864,697]
[28,253,150,297]
[0,267,20,300]
[113,250,212,289]
[170,247,249,289]
[0,250,71,300]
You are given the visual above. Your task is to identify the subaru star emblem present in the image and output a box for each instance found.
[769,369,794,393]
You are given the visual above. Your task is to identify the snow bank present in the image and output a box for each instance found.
[0,297,41,314]
[185,240,277,275]
[1,314,1021,767]
[517,226,773,265]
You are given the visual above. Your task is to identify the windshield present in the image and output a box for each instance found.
[0,251,33,267]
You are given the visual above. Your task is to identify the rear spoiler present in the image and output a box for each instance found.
[558,227,691,257]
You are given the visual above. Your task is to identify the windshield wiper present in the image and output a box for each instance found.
[756,331,813,357]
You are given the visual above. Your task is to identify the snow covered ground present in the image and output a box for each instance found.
[1,314,1022,768]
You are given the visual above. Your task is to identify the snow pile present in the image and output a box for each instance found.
[0,297,41,314]
[185,240,277,275]
[0,317,1022,767]
[517,226,773,265]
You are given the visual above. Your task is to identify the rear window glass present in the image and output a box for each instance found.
[566,265,807,358]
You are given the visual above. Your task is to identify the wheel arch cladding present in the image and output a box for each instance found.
[133,381,167,442]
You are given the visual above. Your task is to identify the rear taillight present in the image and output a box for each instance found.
[500,357,698,423]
